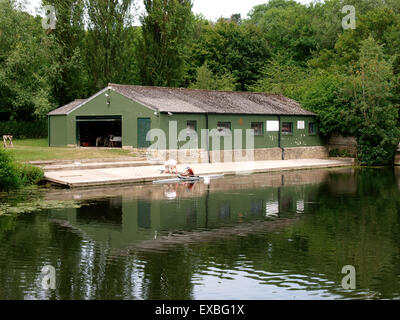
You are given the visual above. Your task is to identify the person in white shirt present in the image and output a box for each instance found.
[164,159,178,174]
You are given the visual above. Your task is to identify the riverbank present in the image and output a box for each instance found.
[44,158,355,188]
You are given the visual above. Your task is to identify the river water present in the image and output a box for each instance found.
[0,167,399,300]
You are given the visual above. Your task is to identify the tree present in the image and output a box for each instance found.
[188,18,269,91]
[41,0,87,106]
[249,55,307,94]
[85,0,137,93]
[247,0,317,63]
[308,0,343,51]
[137,0,194,87]
[250,57,353,137]
[344,37,400,165]
[333,6,399,66]
[0,0,56,120]
[190,62,237,91]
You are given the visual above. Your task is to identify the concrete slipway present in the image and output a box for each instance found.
[43,158,355,189]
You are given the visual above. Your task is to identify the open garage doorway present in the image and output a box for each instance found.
[76,116,122,148]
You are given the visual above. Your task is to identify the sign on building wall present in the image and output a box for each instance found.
[297,121,305,130]
[266,121,279,132]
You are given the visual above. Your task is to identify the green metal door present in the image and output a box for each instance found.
[137,200,151,229]
[138,118,151,148]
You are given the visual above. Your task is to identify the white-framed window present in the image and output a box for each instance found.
[251,122,264,136]
[217,122,232,136]
[186,120,197,136]
[309,122,316,135]
[282,122,293,135]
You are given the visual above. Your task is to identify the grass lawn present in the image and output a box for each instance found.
[8,138,136,162]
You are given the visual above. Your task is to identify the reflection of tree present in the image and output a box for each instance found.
[267,168,400,298]
[139,250,196,300]
[0,213,58,299]
[144,168,400,299]
[0,176,321,299]
[0,215,16,242]
[1,168,399,299]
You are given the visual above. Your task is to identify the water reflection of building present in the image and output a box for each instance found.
[77,197,123,225]
[47,169,332,250]
[6,167,400,300]
[324,168,358,195]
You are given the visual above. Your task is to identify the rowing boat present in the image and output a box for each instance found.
[153,174,224,184]
[177,174,201,181]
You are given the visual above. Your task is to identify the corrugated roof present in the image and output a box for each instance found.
[109,84,315,116]
[48,99,86,115]
[48,84,316,116]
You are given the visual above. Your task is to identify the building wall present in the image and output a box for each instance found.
[48,115,68,147]
[207,114,279,150]
[49,88,323,151]
[54,90,160,148]
[158,113,207,149]
[280,115,323,148]
[327,134,358,157]
[157,114,323,150]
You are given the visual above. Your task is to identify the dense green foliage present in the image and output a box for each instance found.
[137,0,194,87]
[86,0,139,92]
[347,38,400,165]
[42,0,87,107]
[0,0,57,120]
[16,163,45,186]
[187,16,270,90]
[0,147,44,191]
[248,0,400,165]
[190,62,237,91]
[0,147,20,190]
[0,121,47,139]
[0,0,399,164]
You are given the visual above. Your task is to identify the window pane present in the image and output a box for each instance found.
[282,122,293,134]
[217,122,231,135]
[251,122,263,136]
[187,120,197,136]
[187,120,196,131]
[309,123,316,135]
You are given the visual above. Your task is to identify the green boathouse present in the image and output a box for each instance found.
[47,84,326,161]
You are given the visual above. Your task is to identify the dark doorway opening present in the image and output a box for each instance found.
[76,116,122,147]
[77,197,123,225]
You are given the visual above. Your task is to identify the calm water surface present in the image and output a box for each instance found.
[0,167,400,300]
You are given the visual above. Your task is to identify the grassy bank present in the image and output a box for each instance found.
[0,147,44,191]
[9,139,135,162]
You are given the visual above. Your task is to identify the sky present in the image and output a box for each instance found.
[25,0,315,21]
[192,0,314,21]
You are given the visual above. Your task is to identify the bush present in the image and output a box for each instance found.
[17,163,44,186]
[0,148,21,190]
[0,121,48,139]
[0,148,44,191]
[357,126,400,166]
